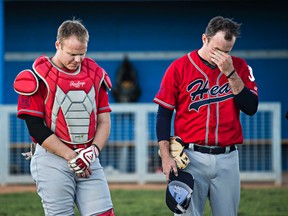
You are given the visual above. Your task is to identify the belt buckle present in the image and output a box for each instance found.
[209,146,217,154]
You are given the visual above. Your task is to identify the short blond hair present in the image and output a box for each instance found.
[57,18,89,45]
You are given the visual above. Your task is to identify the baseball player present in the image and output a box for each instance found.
[13,18,115,216]
[154,16,258,216]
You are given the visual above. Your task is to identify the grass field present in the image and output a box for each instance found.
[0,187,288,216]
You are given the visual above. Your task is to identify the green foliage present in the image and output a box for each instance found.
[0,188,287,216]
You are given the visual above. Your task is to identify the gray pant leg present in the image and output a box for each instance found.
[75,159,113,216]
[31,145,76,216]
[209,150,240,216]
[175,150,211,216]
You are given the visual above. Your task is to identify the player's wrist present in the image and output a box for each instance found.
[92,143,101,157]
[226,69,236,79]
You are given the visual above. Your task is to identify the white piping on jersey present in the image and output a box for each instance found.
[215,73,224,146]
[99,106,110,111]
[52,86,96,144]
[187,52,211,146]
[153,97,175,109]
[18,109,43,116]
[250,89,258,96]
[98,68,105,93]
[187,53,235,146]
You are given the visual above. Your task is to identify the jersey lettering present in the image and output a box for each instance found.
[187,79,232,111]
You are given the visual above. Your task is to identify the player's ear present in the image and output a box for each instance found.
[55,41,61,50]
[202,34,208,44]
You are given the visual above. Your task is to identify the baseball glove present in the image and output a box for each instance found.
[158,136,190,169]
[169,136,190,169]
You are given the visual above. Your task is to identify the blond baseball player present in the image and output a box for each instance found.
[14,18,115,216]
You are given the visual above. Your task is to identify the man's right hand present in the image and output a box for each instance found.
[68,145,99,174]
[161,155,178,183]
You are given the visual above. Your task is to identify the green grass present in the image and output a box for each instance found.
[0,188,287,216]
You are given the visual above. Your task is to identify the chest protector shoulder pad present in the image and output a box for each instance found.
[13,70,39,95]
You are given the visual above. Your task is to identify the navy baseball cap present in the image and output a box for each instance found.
[166,171,194,214]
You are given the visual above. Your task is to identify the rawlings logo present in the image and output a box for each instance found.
[187,79,233,111]
[70,81,85,88]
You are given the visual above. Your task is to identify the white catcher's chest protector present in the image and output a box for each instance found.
[32,56,110,145]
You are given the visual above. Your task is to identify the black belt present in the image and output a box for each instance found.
[183,143,236,155]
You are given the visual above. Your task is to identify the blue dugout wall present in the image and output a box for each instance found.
[3,1,288,140]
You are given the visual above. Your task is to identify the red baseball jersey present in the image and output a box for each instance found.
[153,50,258,147]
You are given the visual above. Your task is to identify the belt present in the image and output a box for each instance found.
[183,143,236,155]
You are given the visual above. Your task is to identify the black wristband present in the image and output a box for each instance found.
[226,70,236,79]
[92,143,101,154]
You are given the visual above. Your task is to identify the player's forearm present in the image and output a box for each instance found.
[41,134,77,161]
[158,140,171,159]
[159,140,178,178]
[92,112,111,150]
[227,71,245,94]
[234,87,258,115]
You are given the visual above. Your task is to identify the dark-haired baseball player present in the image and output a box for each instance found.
[14,18,115,216]
[154,16,258,216]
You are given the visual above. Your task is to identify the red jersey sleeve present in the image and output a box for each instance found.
[153,63,180,110]
[233,57,258,97]
[97,84,112,113]
[17,82,47,119]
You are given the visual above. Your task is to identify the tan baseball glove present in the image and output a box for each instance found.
[170,136,190,169]
[158,136,190,169]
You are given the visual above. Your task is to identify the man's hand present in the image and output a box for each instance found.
[210,48,234,75]
[68,145,99,174]
[158,137,190,182]
[161,155,178,183]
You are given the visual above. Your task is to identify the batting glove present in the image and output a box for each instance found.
[68,145,100,174]
[21,142,36,160]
